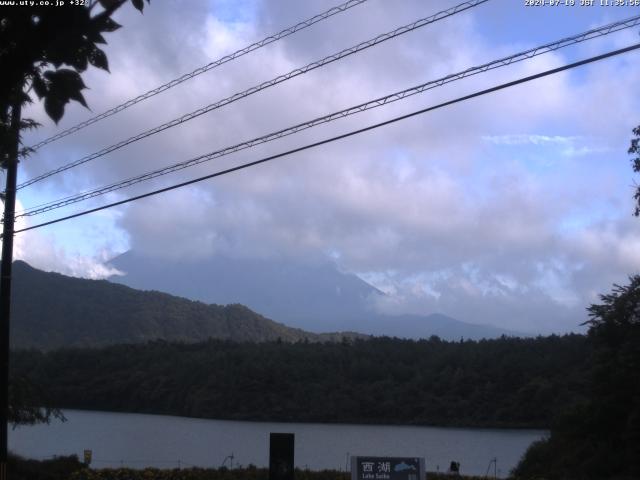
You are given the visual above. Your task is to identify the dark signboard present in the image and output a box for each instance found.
[351,456,425,480]
[269,433,294,480]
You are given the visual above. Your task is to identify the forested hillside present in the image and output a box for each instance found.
[11,261,361,349]
[13,335,588,428]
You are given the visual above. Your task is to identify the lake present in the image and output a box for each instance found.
[9,410,546,478]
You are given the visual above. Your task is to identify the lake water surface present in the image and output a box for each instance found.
[9,410,546,478]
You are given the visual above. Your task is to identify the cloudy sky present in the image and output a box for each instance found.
[12,0,640,334]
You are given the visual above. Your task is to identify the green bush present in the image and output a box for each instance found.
[8,453,85,480]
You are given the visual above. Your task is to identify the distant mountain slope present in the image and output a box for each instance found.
[368,312,519,340]
[109,251,382,333]
[109,251,520,340]
[11,261,357,350]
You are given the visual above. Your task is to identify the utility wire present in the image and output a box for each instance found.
[16,0,489,190]
[13,42,640,235]
[23,0,370,153]
[16,14,640,218]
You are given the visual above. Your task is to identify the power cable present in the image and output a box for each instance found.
[23,0,370,153]
[16,14,640,218]
[16,0,489,190]
[13,42,640,235]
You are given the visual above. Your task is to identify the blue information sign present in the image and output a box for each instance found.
[351,456,425,480]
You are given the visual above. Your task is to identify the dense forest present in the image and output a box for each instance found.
[13,334,588,429]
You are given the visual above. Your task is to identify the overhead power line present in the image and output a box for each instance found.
[16,14,640,218]
[17,0,489,190]
[24,0,370,153]
[13,42,640,235]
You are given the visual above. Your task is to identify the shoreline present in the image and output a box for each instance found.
[44,407,551,433]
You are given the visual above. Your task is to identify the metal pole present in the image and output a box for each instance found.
[0,99,21,480]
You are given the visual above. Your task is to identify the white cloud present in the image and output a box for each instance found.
[482,134,610,157]
[13,0,640,332]
[9,202,123,279]
[482,134,581,146]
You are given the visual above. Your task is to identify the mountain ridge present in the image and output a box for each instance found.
[11,260,364,350]
[108,251,521,340]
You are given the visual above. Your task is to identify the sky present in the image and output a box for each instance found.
[10,0,640,334]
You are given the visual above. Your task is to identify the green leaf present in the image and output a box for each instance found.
[131,0,144,12]
[20,91,32,105]
[90,32,107,45]
[69,48,89,72]
[69,89,88,109]
[88,46,109,72]
[44,96,65,124]
[90,9,122,34]
[46,68,87,93]
[100,16,121,33]
[42,69,89,121]
[31,74,47,99]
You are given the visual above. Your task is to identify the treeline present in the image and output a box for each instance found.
[13,334,588,428]
[514,277,640,479]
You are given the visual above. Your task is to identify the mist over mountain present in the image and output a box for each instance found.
[108,251,519,340]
